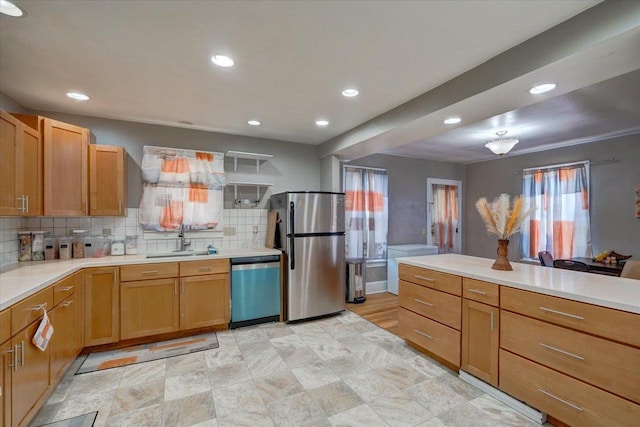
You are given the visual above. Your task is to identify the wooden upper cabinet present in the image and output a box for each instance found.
[0,110,42,216]
[89,144,126,216]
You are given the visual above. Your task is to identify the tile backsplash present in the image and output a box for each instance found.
[0,208,270,267]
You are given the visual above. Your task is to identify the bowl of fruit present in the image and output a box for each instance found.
[593,250,632,263]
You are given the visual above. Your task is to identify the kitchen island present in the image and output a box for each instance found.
[397,254,639,427]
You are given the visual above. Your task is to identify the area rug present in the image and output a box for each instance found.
[37,411,97,427]
[75,332,218,374]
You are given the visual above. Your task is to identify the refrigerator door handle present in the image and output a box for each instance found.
[289,201,295,270]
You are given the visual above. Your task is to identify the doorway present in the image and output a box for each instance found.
[426,178,462,254]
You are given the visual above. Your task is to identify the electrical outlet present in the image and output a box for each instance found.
[421,228,427,236]
[223,226,236,236]
[253,225,259,233]
[102,228,112,235]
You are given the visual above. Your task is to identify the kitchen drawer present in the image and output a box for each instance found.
[501,287,640,347]
[0,308,10,344]
[399,280,461,330]
[463,278,499,306]
[120,262,179,282]
[180,258,229,277]
[501,310,640,404]
[399,264,461,296]
[11,286,53,335]
[53,272,78,306]
[399,307,460,367]
[500,350,640,427]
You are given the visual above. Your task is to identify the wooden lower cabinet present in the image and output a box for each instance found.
[49,295,76,382]
[1,340,12,427]
[500,349,640,427]
[120,278,180,340]
[398,307,460,367]
[84,267,119,346]
[180,274,229,330]
[11,322,50,427]
[461,299,499,387]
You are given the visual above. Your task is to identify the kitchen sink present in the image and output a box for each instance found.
[146,250,210,259]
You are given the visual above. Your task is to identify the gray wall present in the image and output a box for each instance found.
[0,96,321,209]
[465,135,640,260]
[0,92,29,114]
[346,153,466,246]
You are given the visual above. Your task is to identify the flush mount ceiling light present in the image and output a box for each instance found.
[66,92,90,101]
[247,120,261,126]
[315,120,329,126]
[341,88,359,97]
[0,0,24,17]
[485,130,519,155]
[444,117,461,125]
[529,83,557,94]
[211,55,234,67]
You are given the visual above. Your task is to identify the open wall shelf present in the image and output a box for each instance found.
[226,150,273,173]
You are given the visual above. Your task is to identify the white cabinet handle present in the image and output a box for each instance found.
[5,347,17,371]
[468,289,486,295]
[29,303,47,311]
[538,389,583,412]
[539,343,584,360]
[539,306,584,320]
[414,329,433,340]
[60,286,74,291]
[62,300,73,307]
[25,195,29,213]
[490,311,495,331]
[414,298,433,307]
[414,275,434,282]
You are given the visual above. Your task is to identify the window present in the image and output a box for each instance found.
[521,161,592,260]
[343,166,388,260]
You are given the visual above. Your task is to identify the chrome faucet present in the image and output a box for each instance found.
[177,223,191,252]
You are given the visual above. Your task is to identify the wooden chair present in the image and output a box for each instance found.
[620,260,640,280]
[553,259,590,272]
[538,251,554,267]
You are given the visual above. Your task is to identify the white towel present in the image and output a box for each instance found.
[32,308,54,351]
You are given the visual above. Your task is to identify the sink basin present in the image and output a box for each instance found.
[146,250,210,259]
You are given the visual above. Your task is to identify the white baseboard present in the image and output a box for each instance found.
[366,280,387,294]
[458,371,547,425]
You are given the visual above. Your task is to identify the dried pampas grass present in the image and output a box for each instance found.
[476,194,535,239]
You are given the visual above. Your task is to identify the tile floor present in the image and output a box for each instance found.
[30,312,541,427]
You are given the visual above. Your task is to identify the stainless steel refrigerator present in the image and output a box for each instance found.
[271,191,345,322]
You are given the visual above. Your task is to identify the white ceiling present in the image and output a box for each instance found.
[0,2,604,145]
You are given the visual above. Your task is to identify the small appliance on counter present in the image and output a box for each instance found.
[387,244,439,295]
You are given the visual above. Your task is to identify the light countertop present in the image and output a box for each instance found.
[0,248,282,311]
[398,254,640,314]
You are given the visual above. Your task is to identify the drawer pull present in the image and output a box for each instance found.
[414,329,433,340]
[414,298,434,307]
[538,389,583,412]
[5,347,16,371]
[539,306,584,320]
[539,343,584,360]
[141,270,160,275]
[199,266,213,272]
[414,275,435,282]
[62,300,73,307]
[468,289,487,295]
[59,286,74,291]
[29,303,47,312]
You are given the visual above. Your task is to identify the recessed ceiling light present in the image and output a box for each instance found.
[444,117,461,125]
[248,120,261,126]
[529,83,557,94]
[342,88,359,97]
[0,0,24,17]
[315,120,329,126]
[66,92,90,101]
[211,55,234,67]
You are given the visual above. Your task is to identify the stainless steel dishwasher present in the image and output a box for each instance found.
[230,255,281,329]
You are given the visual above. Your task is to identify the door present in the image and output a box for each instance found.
[49,296,75,381]
[427,178,462,254]
[43,118,89,216]
[180,274,229,330]
[121,278,179,340]
[231,262,280,322]
[1,340,12,427]
[89,145,125,216]
[19,124,42,216]
[288,234,345,321]
[0,111,19,215]
[288,192,344,234]
[461,299,499,386]
[84,267,119,346]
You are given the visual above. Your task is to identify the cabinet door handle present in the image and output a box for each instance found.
[414,275,434,282]
[539,306,584,320]
[141,270,159,275]
[414,329,433,340]
[18,341,24,367]
[62,300,73,307]
[15,196,25,212]
[199,266,213,272]
[468,288,486,295]
[25,195,29,213]
[5,347,16,371]
[29,303,47,312]
[538,389,583,412]
[539,343,584,360]
[414,298,433,307]
[119,200,122,215]
[60,286,74,291]
[181,279,185,294]
[490,310,495,331]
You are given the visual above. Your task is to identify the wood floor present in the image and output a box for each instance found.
[346,292,399,335]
